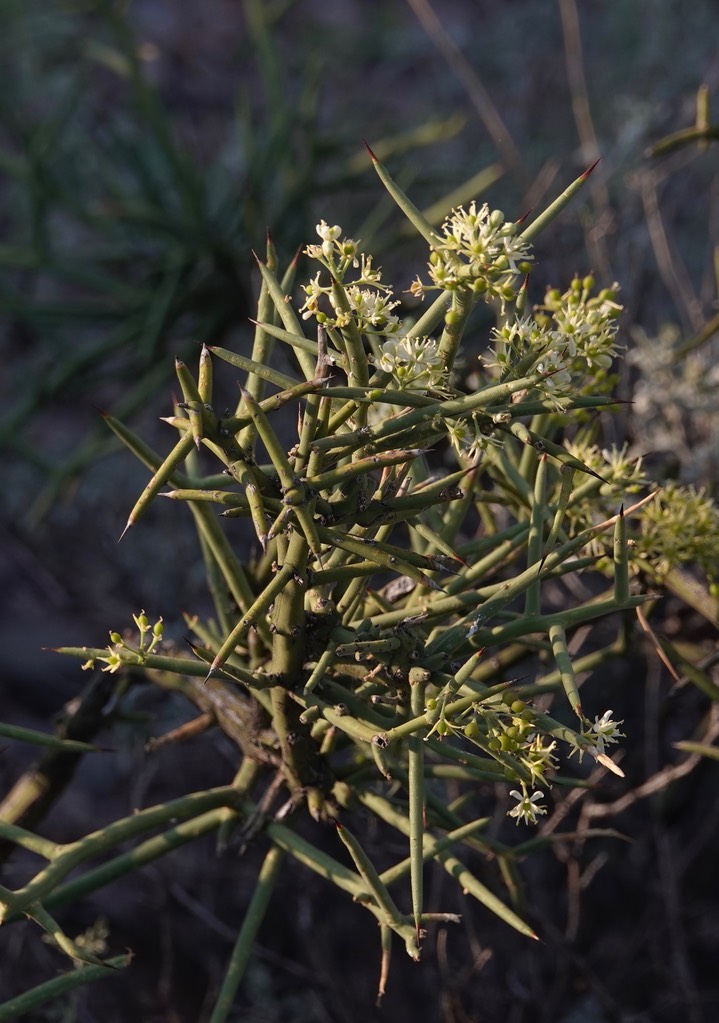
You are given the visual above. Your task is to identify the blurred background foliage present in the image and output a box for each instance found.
[2,0,718,523]
[1,1,718,1021]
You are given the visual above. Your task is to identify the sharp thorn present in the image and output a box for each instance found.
[363,138,378,161]
[582,157,601,179]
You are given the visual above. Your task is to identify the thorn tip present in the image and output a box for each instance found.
[363,138,378,161]
[582,157,601,179]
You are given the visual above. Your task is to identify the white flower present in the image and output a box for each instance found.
[316,221,342,243]
[587,710,625,755]
[446,413,494,462]
[536,349,573,392]
[377,335,446,392]
[299,272,328,320]
[99,650,122,673]
[315,220,341,260]
[544,279,622,380]
[304,221,359,274]
[347,286,401,333]
[426,201,532,300]
[507,788,547,826]
[520,734,558,786]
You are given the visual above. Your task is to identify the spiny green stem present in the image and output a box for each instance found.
[613,506,630,604]
[335,822,420,960]
[1,786,242,920]
[358,789,537,939]
[0,955,132,1022]
[525,453,548,616]
[0,821,59,861]
[408,670,426,938]
[549,622,581,717]
[119,430,195,537]
[0,722,97,755]
[208,562,295,677]
[379,816,491,887]
[520,159,599,243]
[253,255,316,379]
[209,846,284,1023]
[438,287,477,371]
[239,231,279,429]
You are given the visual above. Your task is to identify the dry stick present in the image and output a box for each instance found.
[557,0,613,281]
[635,605,683,685]
[405,0,523,174]
[582,705,719,822]
[0,672,118,857]
[639,172,704,332]
[377,924,392,1007]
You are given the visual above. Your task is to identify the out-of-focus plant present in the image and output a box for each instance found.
[4,148,718,1017]
[625,81,719,625]
[0,0,471,520]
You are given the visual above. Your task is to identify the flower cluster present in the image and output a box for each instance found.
[563,440,647,521]
[627,323,719,485]
[586,710,625,755]
[412,201,532,303]
[377,335,446,393]
[300,223,403,340]
[425,691,560,825]
[541,276,622,375]
[634,481,719,581]
[445,409,515,461]
[489,278,622,404]
[81,611,164,673]
[424,689,627,825]
[481,696,559,789]
[570,709,625,768]
[304,220,360,276]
